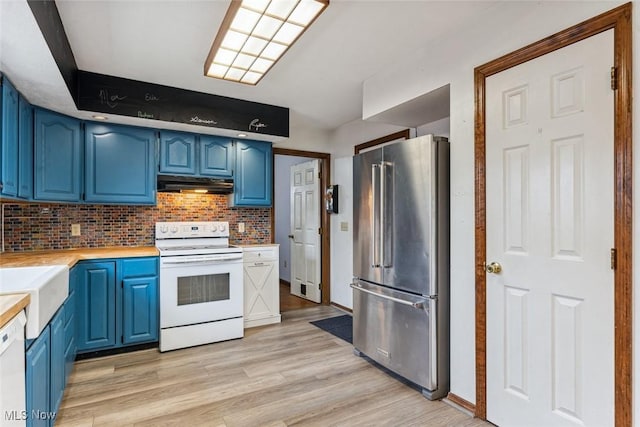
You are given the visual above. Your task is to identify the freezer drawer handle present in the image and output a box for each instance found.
[350,283,426,310]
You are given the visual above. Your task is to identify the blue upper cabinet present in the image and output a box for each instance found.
[34,109,82,202]
[85,123,156,204]
[233,140,272,206]
[18,95,33,199]
[159,131,196,175]
[200,135,233,177]
[1,77,19,197]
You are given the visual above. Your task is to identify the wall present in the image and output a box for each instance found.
[332,0,628,409]
[329,156,353,308]
[1,193,271,251]
[273,154,309,282]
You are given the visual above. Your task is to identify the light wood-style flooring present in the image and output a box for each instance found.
[279,281,318,312]
[56,306,489,427]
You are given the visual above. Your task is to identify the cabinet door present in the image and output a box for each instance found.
[159,131,196,175]
[76,261,116,352]
[34,109,82,201]
[122,276,158,344]
[18,95,33,199]
[26,325,50,427]
[234,140,272,206]
[64,266,77,385]
[49,308,65,415]
[200,135,233,177]
[85,123,156,204]
[1,77,19,197]
[244,261,278,321]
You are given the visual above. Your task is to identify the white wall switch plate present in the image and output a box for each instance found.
[340,221,349,232]
[71,224,81,236]
[238,222,245,233]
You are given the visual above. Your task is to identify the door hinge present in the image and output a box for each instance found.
[610,248,617,270]
[318,227,322,235]
[121,336,124,344]
[611,66,618,90]
[318,283,322,290]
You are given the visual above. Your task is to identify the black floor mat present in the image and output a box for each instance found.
[310,314,353,344]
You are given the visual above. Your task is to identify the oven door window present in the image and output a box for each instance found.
[177,273,230,306]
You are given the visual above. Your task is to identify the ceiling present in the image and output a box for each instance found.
[1,0,500,139]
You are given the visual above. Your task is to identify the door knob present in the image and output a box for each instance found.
[288,234,294,239]
[485,262,502,274]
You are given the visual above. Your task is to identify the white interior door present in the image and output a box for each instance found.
[485,30,614,426]
[290,159,321,303]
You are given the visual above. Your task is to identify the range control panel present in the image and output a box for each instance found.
[155,221,229,239]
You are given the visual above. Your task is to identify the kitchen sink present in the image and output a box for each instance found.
[0,265,69,339]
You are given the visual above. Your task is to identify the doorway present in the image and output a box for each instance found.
[272,148,331,311]
[474,4,632,425]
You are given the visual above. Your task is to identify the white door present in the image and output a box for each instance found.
[290,159,321,303]
[485,30,614,426]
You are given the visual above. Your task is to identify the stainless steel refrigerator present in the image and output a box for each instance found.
[351,134,449,400]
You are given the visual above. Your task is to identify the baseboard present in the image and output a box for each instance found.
[331,302,352,313]
[279,279,291,286]
[446,392,476,415]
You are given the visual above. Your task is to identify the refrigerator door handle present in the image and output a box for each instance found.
[371,164,381,268]
[350,282,427,309]
[381,161,393,268]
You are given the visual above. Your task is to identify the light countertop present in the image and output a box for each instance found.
[0,246,159,268]
[0,293,30,329]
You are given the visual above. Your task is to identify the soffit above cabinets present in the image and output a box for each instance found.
[365,84,450,129]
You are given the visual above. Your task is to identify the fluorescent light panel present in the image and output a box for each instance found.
[205,0,328,85]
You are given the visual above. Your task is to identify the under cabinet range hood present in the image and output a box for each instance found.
[157,175,234,194]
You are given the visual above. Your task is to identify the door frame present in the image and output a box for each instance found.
[474,3,632,425]
[272,148,332,305]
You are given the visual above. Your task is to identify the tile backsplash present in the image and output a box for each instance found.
[1,193,271,252]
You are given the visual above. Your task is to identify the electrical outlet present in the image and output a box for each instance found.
[238,222,245,233]
[71,224,81,236]
[340,221,349,232]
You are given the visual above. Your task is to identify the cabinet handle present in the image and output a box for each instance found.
[253,262,264,266]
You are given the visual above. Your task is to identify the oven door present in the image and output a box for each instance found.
[159,254,243,328]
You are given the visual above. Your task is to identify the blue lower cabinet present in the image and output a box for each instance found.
[26,325,51,427]
[76,261,116,352]
[49,308,66,417]
[123,276,158,344]
[76,257,158,354]
[64,267,77,386]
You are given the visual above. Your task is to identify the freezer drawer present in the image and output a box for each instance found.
[352,280,444,398]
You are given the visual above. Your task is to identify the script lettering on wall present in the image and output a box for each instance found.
[77,71,289,137]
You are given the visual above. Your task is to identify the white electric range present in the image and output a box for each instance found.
[155,221,243,352]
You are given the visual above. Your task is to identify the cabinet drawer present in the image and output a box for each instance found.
[243,247,277,262]
[121,257,158,278]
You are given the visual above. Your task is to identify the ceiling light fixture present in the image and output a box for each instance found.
[92,115,108,120]
[237,133,247,137]
[204,0,329,85]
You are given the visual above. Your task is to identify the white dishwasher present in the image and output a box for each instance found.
[0,310,27,427]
